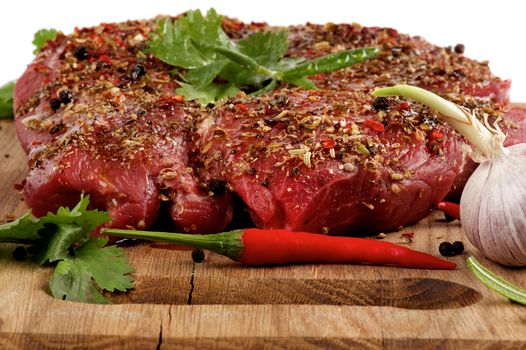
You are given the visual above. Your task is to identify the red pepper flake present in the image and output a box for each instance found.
[236,103,249,112]
[401,232,414,239]
[98,55,112,64]
[114,37,126,48]
[399,101,410,110]
[157,96,185,105]
[31,140,42,146]
[90,34,103,46]
[431,130,444,141]
[321,139,336,149]
[364,119,385,133]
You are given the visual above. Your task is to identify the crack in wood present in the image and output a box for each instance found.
[156,323,163,350]
[187,262,196,305]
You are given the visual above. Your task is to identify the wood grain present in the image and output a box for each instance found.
[1,119,525,349]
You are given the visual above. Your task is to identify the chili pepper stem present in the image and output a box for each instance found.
[104,228,244,260]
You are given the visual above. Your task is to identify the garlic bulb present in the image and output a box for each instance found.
[461,144,526,266]
[373,85,526,266]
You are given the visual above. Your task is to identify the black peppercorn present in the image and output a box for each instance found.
[12,246,27,261]
[206,103,215,109]
[261,178,269,187]
[131,64,146,80]
[439,242,454,257]
[49,98,61,111]
[191,248,205,263]
[439,241,464,257]
[372,97,389,111]
[58,90,72,104]
[451,241,464,255]
[454,43,465,54]
[73,46,89,60]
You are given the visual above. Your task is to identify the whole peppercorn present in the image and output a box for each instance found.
[372,97,389,111]
[73,46,89,60]
[131,64,146,80]
[58,90,72,104]
[454,43,465,54]
[439,242,454,257]
[49,98,61,111]
[191,248,205,263]
[439,241,464,257]
[451,241,464,255]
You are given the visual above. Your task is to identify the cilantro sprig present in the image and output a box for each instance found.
[0,195,134,304]
[146,9,379,104]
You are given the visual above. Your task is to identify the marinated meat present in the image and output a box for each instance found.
[13,17,525,235]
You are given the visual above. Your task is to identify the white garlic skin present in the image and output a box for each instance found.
[460,143,526,266]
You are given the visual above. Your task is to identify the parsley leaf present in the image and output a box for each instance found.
[146,9,379,105]
[0,195,134,304]
[176,81,239,105]
[50,238,134,304]
[0,81,15,119]
[32,28,58,54]
[146,10,231,69]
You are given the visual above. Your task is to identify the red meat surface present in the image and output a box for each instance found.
[13,17,525,235]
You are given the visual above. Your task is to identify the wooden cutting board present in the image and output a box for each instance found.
[0,119,525,349]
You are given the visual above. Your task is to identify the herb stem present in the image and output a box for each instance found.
[213,46,275,77]
[373,85,497,159]
[467,256,526,306]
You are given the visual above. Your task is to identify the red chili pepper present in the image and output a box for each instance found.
[437,202,460,220]
[364,119,385,133]
[104,228,456,269]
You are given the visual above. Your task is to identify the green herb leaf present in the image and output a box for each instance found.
[0,211,42,243]
[33,28,58,54]
[50,258,109,304]
[0,195,134,304]
[0,81,15,119]
[50,238,134,304]
[281,75,317,90]
[278,47,380,79]
[237,30,289,68]
[467,256,526,306]
[176,81,239,105]
[145,10,230,69]
[145,9,379,105]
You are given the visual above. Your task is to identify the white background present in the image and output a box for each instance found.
[1,0,525,101]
